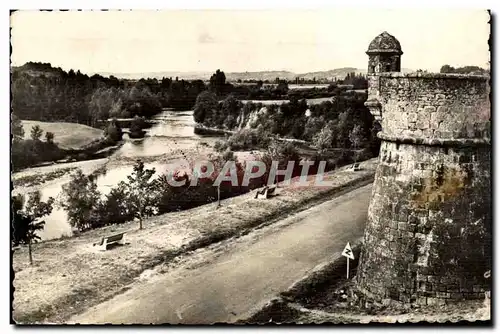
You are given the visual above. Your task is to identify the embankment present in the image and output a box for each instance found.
[13,158,377,324]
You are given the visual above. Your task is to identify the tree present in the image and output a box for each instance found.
[349,124,367,162]
[99,181,134,225]
[209,69,226,95]
[349,124,366,151]
[12,192,54,265]
[124,160,158,230]
[105,119,123,142]
[11,113,24,140]
[313,124,334,153]
[336,111,352,148]
[129,116,147,139]
[59,169,102,231]
[45,131,55,144]
[193,91,218,124]
[30,125,43,141]
[221,94,241,129]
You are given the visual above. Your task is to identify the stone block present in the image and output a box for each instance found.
[436,291,451,298]
[417,296,427,306]
[407,112,418,123]
[424,106,437,113]
[427,297,445,306]
[450,292,464,299]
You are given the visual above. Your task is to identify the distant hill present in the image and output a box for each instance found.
[93,68,369,81]
[13,62,415,82]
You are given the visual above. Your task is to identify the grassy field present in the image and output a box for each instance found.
[21,121,104,150]
[13,159,377,324]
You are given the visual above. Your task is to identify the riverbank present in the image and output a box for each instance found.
[14,120,124,172]
[194,125,309,146]
[13,158,377,324]
[21,120,104,150]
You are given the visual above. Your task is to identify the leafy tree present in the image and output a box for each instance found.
[335,111,352,148]
[45,131,55,144]
[124,160,158,230]
[109,98,123,118]
[12,192,54,265]
[313,124,334,153]
[221,94,241,129]
[11,113,24,140]
[59,169,102,231]
[193,91,218,124]
[129,116,147,139]
[209,69,226,95]
[30,125,43,141]
[99,181,133,225]
[303,116,325,141]
[349,124,366,150]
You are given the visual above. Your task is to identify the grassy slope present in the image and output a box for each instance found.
[13,159,378,324]
[21,121,104,150]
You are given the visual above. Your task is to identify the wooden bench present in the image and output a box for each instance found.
[254,186,277,199]
[93,232,126,251]
[350,163,361,171]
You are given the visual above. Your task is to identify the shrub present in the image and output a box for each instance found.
[129,116,147,139]
[105,119,123,142]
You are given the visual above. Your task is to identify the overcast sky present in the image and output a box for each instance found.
[10,9,490,74]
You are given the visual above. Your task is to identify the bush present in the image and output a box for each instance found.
[105,119,123,142]
[129,116,147,138]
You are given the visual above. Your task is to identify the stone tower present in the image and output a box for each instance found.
[366,31,403,74]
[357,33,491,306]
[365,31,403,123]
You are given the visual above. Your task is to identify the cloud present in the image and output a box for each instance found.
[198,32,215,44]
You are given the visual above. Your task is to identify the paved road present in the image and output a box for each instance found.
[70,184,372,324]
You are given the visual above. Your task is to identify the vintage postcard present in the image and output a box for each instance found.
[10,9,491,325]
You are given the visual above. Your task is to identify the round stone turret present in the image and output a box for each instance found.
[367,31,403,74]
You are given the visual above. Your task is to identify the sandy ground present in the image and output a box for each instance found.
[12,158,378,323]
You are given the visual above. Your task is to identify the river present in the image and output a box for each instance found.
[12,109,223,240]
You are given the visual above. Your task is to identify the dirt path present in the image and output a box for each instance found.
[69,184,372,324]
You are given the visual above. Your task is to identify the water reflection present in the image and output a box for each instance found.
[23,109,222,240]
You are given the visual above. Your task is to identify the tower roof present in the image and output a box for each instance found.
[367,31,403,55]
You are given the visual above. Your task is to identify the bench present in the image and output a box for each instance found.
[350,163,361,171]
[93,232,126,251]
[254,186,277,199]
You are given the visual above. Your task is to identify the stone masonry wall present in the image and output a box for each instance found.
[357,73,491,306]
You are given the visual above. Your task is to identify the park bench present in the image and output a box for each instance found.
[254,186,277,199]
[349,163,361,171]
[93,232,126,251]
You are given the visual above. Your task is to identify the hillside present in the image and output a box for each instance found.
[21,120,104,150]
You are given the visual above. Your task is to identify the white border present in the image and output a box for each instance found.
[2,1,498,333]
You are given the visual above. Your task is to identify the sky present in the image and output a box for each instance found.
[10,9,490,75]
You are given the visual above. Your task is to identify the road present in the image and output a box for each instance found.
[69,183,372,324]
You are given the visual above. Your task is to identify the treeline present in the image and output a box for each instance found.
[212,70,368,101]
[12,62,163,125]
[194,91,378,154]
[439,65,488,75]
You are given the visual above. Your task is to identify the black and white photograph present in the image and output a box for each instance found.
[9,7,492,325]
